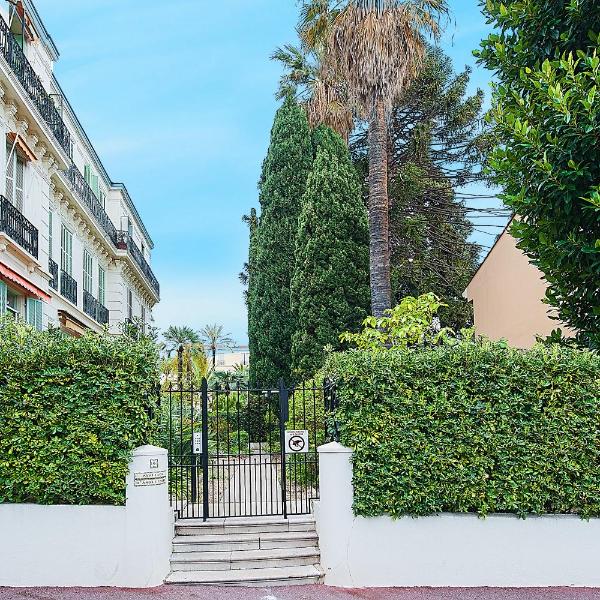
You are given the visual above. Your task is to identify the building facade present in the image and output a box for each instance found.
[464,222,571,348]
[214,346,250,373]
[0,0,158,335]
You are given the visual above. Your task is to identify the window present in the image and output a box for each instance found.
[127,219,133,238]
[0,281,5,316]
[140,305,146,333]
[127,288,133,320]
[84,164,101,201]
[26,298,42,331]
[60,225,73,275]
[98,266,105,306]
[83,250,93,294]
[6,287,20,318]
[48,210,53,260]
[6,145,24,212]
[141,242,145,257]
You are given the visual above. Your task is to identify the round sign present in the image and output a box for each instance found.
[288,435,306,452]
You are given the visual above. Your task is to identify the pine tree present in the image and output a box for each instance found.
[249,97,313,386]
[291,126,370,379]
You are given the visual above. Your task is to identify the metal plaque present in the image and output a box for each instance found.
[134,470,166,487]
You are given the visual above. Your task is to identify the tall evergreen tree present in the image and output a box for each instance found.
[249,97,313,386]
[291,126,370,379]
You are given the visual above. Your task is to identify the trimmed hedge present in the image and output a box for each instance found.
[324,341,600,518]
[0,319,160,505]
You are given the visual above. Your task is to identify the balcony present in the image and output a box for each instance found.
[0,194,38,258]
[63,165,118,247]
[48,258,58,290]
[83,290,109,325]
[60,270,77,305]
[116,231,160,299]
[0,15,71,157]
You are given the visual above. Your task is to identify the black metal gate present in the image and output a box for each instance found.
[162,374,334,520]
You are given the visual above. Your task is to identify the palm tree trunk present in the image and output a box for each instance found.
[212,346,216,370]
[368,98,392,316]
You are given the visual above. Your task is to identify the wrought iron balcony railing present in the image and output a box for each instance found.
[0,194,38,258]
[116,231,160,298]
[64,165,118,247]
[0,16,71,156]
[83,289,109,325]
[60,269,77,305]
[49,258,58,290]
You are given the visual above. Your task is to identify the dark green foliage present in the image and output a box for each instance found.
[477,0,600,348]
[0,319,160,505]
[291,126,370,379]
[324,341,600,518]
[352,46,486,330]
[249,97,313,386]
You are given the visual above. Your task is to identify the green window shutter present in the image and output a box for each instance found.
[91,174,99,199]
[84,164,91,185]
[0,281,6,316]
[27,298,42,330]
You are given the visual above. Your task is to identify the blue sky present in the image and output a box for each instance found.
[36,0,498,344]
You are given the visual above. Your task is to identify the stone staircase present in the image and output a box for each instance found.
[165,515,323,586]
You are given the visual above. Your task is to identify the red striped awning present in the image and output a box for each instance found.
[0,262,51,301]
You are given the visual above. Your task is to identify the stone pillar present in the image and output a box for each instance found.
[316,442,354,587]
[123,445,173,587]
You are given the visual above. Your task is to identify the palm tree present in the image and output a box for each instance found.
[200,324,235,370]
[291,0,449,315]
[163,325,201,356]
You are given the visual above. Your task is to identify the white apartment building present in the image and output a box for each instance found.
[0,0,159,336]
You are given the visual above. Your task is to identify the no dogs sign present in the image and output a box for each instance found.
[285,430,309,454]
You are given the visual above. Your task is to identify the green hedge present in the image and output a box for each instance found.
[0,319,160,505]
[324,341,600,518]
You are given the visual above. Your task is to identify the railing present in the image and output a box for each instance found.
[60,270,77,305]
[0,15,71,156]
[0,194,38,258]
[64,165,118,247]
[83,289,109,325]
[116,231,160,298]
[48,258,58,290]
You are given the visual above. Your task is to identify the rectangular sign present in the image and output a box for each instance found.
[134,470,166,487]
[285,430,309,454]
[193,432,203,454]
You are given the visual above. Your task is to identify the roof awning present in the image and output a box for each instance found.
[0,261,50,301]
[57,310,87,337]
[7,132,37,162]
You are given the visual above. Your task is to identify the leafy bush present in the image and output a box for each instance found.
[324,340,600,518]
[0,319,160,505]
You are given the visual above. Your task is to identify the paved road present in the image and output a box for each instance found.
[3,587,600,600]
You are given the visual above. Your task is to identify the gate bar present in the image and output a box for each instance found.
[278,379,288,519]
[201,378,209,521]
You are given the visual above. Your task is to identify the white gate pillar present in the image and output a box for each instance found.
[316,441,354,586]
[122,445,173,587]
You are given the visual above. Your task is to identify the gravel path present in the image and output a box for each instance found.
[3,587,600,600]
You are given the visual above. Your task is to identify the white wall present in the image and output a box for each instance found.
[0,445,173,588]
[316,442,600,588]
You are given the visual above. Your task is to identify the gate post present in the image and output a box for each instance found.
[201,378,209,521]
[278,379,288,519]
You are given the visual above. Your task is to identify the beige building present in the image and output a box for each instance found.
[214,346,250,373]
[464,223,569,348]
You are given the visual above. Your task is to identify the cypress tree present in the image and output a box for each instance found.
[291,126,370,379]
[249,97,313,386]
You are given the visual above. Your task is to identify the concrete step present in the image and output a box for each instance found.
[170,546,320,572]
[165,564,323,586]
[172,530,319,553]
[175,515,315,536]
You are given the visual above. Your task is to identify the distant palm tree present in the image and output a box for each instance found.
[163,325,201,356]
[200,324,235,370]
